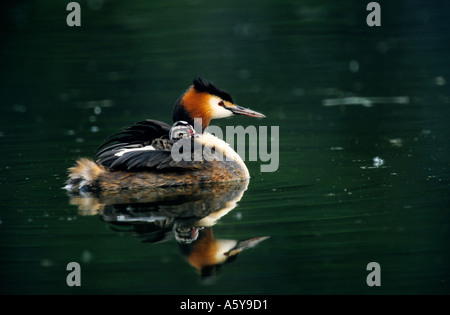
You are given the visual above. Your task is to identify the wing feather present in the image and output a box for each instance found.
[95,119,213,172]
[97,119,171,154]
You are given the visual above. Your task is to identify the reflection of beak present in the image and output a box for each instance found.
[229,105,266,118]
[224,236,270,256]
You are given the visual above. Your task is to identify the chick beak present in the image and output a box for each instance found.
[229,105,266,118]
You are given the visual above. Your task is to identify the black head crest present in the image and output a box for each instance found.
[192,77,234,103]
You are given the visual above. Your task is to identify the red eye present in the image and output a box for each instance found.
[218,101,225,107]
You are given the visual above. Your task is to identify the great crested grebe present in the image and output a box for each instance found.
[65,77,265,192]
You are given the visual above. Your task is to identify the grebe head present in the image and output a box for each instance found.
[173,77,265,131]
[169,121,197,140]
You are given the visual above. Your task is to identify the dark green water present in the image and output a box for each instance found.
[1,0,449,294]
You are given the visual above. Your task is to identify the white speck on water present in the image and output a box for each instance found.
[349,60,359,73]
[41,259,54,267]
[75,138,84,143]
[101,99,113,107]
[81,250,93,263]
[323,96,409,108]
[360,157,385,169]
[90,126,99,133]
[435,76,446,86]
[94,106,102,115]
[373,156,384,168]
[322,96,372,108]
[389,138,403,147]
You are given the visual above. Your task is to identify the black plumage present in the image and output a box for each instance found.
[97,119,171,154]
[192,77,234,103]
[95,119,205,172]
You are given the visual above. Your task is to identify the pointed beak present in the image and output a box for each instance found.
[229,105,266,118]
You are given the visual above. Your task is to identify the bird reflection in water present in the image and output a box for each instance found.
[67,179,269,280]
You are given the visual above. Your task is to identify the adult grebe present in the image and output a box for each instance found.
[65,77,265,192]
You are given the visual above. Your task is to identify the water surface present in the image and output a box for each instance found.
[1,0,449,294]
